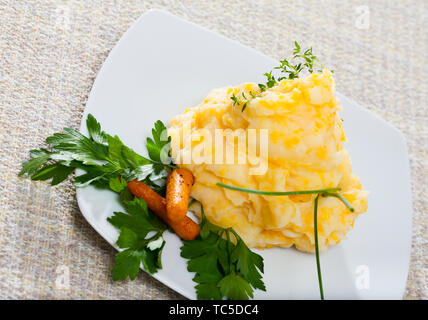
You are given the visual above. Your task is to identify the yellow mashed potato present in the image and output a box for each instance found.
[169,70,368,252]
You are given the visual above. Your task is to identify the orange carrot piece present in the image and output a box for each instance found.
[127,180,200,241]
[166,169,194,221]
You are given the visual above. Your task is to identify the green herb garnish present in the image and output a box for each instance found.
[217,183,340,196]
[180,207,265,300]
[19,114,174,193]
[231,41,330,110]
[108,194,167,279]
[321,192,355,212]
[313,194,323,299]
[264,41,326,87]
[231,91,260,112]
[146,120,176,171]
[19,114,174,279]
[216,182,355,300]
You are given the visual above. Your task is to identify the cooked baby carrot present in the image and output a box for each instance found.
[166,168,194,221]
[128,179,166,217]
[127,179,200,241]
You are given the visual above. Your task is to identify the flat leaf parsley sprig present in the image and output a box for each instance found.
[19,114,175,278]
[181,207,265,300]
[19,114,174,193]
[108,190,167,279]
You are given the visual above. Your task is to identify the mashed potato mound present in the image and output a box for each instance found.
[169,70,368,252]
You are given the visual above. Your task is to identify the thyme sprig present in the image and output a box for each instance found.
[231,91,260,112]
[231,41,330,110]
[260,41,326,90]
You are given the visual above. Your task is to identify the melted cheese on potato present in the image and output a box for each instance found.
[169,70,368,252]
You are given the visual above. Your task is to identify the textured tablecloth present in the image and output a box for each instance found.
[0,0,426,300]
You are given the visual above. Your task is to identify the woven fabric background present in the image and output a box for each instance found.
[0,0,426,299]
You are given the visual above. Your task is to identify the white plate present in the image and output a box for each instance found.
[77,9,413,299]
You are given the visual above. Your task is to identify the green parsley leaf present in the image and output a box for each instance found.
[31,162,75,186]
[19,149,53,176]
[146,120,175,171]
[19,114,173,194]
[108,197,166,239]
[46,127,109,163]
[116,227,139,249]
[111,249,142,281]
[86,113,108,145]
[119,186,134,205]
[180,207,265,300]
[73,169,108,188]
[106,134,129,169]
[109,196,167,279]
[141,241,165,274]
[109,177,127,193]
[111,244,165,280]
[194,283,223,300]
[218,273,254,300]
[231,238,265,291]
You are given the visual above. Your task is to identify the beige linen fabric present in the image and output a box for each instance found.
[0,0,426,299]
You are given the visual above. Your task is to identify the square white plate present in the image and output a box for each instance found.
[76,9,413,299]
